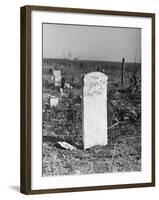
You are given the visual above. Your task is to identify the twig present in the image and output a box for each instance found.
[107,121,127,130]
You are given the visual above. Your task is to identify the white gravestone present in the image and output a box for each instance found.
[53,70,61,86]
[83,72,108,149]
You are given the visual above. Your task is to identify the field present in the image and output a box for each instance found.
[42,58,141,176]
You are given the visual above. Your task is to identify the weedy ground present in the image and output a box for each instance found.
[42,60,141,176]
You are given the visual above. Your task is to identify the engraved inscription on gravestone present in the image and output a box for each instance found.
[83,72,108,149]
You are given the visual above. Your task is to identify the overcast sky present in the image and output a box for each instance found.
[43,23,141,63]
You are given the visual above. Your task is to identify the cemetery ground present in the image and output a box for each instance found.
[42,59,141,176]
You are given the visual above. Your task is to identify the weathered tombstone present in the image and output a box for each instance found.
[83,72,108,149]
[53,70,61,86]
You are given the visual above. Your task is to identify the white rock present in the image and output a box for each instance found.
[57,141,76,150]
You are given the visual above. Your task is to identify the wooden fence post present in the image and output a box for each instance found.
[121,57,125,86]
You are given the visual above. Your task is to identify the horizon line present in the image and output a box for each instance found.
[42,57,141,64]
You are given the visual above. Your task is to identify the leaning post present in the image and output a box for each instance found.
[121,57,125,86]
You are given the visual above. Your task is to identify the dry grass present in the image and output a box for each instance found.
[42,59,141,176]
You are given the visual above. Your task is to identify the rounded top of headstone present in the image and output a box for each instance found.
[84,71,108,80]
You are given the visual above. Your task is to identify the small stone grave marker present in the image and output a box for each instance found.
[53,70,61,86]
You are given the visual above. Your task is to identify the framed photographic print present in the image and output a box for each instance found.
[20,5,155,194]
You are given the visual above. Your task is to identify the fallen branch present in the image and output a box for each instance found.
[107,121,127,130]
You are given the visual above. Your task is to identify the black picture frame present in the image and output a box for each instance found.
[20,5,155,194]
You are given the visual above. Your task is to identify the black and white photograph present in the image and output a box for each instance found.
[20,6,155,194]
[42,23,142,176]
